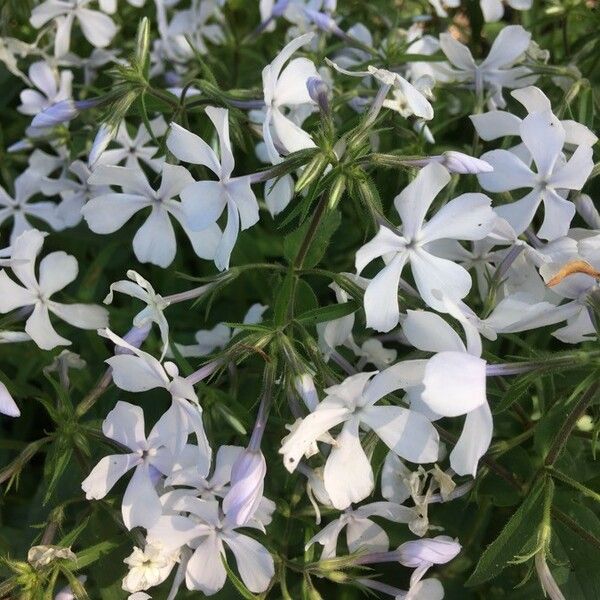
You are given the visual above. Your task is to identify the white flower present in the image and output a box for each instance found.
[535,232,600,343]
[165,0,225,60]
[307,501,417,559]
[280,371,439,510]
[30,0,117,57]
[168,106,259,271]
[18,61,73,117]
[81,400,180,530]
[122,543,177,593]
[356,162,496,331]
[95,117,167,173]
[478,111,594,241]
[83,163,220,268]
[0,229,108,350]
[149,498,275,595]
[173,303,268,358]
[104,270,171,358]
[401,304,492,477]
[262,33,318,163]
[0,170,64,243]
[440,26,536,108]
[98,327,212,464]
[470,86,598,160]
[168,444,242,498]
[327,60,434,121]
[480,0,532,23]
[41,160,109,228]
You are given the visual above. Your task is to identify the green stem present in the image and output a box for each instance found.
[547,467,600,503]
[293,193,329,271]
[551,506,600,552]
[545,381,600,466]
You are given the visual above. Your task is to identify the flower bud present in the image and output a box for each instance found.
[222,449,267,526]
[295,153,330,192]
[328,174,346,210]
[272,0,290,17]
[294,374,318,411]
[33,98,101,129]
[88,123,117,167]
[31,100,77,129]
[303,8,345,36]
[306,76,330,114]
[396,535,461,568]
[0,380,20,417]
[575,193,600,229]
[440,151,493,174]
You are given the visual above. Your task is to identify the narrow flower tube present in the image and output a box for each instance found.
[535,552,566,600]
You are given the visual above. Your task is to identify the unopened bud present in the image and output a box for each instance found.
[222,449,266,526]
[295,153,330,192]
[0,380,20,417]
[328,175,346,209]
[304,8,345,36]
[31,98,99,129]
[575,193,600,229]
[272,0,290,17]
[134,17,151,69]
[88,122,117,167]
[396,535,461,567]
[294,374,319,411]
[441,151,493,174]
[306,76,330,114]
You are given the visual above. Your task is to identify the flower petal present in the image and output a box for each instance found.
[324,418,374,509]
[421,192,494,243]
[450,403,493,477]
[132,207,177,268]
[167,122,221,175]
[102,400,146,450]
[363,252,409,332]
[38,251,78,297]
[361,405,439,463]
[186,535,227,594]
[25,302,70,349]
[223,533,275,593]
[395,162,450,241]
[422,351,487,417]
[81,453,139,500]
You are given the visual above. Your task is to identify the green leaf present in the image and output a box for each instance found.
[43,440,73,505]
[296,301,358,327]
[66,539,124,571]
[492,371,539,414]
[553,494,600,599]
[283,210,341,269]
[466,477,547,586]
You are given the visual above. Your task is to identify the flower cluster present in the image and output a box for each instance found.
[0,1,598,599]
